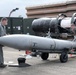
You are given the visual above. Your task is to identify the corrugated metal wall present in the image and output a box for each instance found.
[23,18,35,35]
[0,17,23,34]
[0,17,35,35]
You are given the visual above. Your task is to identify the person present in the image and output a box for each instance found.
[0,17,8,67]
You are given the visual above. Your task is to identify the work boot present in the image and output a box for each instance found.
[0,63,7,68]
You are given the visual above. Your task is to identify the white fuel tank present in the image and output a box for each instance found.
[61,17,76,28]
[61,17,71,28]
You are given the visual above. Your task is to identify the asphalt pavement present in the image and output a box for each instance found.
[0,47,76,75]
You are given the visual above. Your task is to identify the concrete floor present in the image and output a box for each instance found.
[0,47,76,75]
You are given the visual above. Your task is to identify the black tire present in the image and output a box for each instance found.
[60,53,68,63]
[41,53,49,60]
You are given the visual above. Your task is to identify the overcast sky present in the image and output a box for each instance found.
[0,0,73,18]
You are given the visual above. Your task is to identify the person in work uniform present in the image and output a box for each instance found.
[0,17,8,67]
